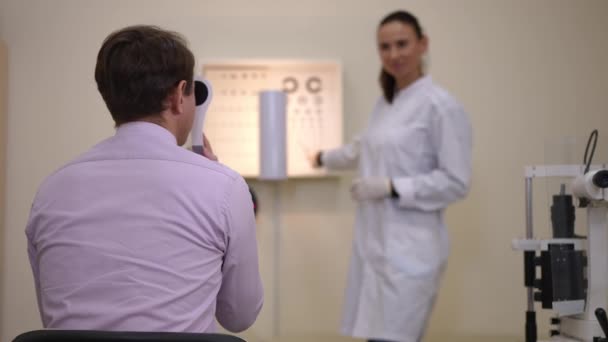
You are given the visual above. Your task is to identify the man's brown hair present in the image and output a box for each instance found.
[95,25,195,126]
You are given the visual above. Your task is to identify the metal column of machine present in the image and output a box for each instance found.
[513,162,608,341]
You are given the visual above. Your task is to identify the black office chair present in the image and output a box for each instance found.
[12,330,246,342]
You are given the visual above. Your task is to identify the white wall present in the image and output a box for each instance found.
[1,0,608,341]
[0,39,7,342]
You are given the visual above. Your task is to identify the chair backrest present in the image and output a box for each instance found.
[12,330,246,342]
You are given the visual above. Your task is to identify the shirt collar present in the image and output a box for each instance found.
[115,121,178,145]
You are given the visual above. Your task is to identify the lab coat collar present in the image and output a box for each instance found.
[394,75,432,101]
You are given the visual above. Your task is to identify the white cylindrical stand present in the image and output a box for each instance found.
[259,90,287,338]
[271,182,281,338]
[259,90,287,180]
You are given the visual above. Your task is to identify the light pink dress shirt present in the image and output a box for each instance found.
[26,122,263,333]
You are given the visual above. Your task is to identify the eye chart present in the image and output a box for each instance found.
[201,60,343,178]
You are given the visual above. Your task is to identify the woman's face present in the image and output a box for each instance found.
[377,21,427,87]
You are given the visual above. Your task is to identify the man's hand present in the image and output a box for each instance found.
[350,178,391,201]
[202,134,218,161]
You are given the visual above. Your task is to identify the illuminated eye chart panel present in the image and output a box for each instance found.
[202,60,342,178]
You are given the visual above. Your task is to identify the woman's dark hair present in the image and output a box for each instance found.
[378,10,424,103]
[95,25,195,126]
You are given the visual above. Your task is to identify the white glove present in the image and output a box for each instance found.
[350,178,391,201]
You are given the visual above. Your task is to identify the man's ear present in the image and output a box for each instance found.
[420,35,429,55]
[169,80,188,115]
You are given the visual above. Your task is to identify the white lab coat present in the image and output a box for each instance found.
[323,76,472,342]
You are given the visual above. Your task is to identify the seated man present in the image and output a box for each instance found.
[26,25,263,333]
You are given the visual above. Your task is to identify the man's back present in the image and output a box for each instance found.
[26,122,263,333]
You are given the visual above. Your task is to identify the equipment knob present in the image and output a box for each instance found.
[595,308,608,338]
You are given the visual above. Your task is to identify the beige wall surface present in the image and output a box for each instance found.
[2,0,608,341]
[0,39,7,339]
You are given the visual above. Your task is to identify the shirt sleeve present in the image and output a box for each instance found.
[26,204,46,326]
[215,177,264,333]
[392,103,472,211]
[321,136,362,171]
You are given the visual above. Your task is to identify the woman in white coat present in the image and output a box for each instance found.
[312,10,472,342]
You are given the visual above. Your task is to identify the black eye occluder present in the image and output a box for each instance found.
[194,80,209,106]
